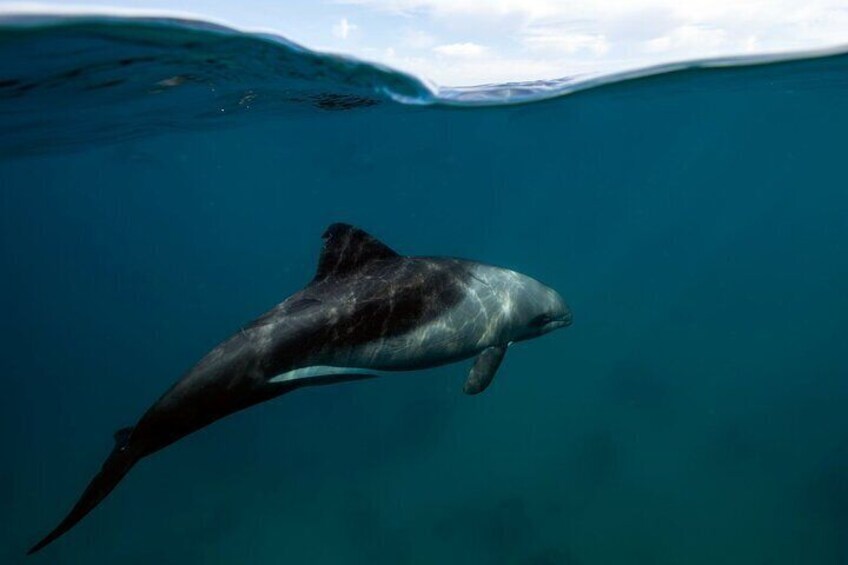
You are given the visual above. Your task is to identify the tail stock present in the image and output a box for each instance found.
[27,370,379,555]
[27,427,139,555]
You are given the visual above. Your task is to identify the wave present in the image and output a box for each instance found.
[1,12,847,155]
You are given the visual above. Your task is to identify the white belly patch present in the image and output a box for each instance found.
[268,365,376,384]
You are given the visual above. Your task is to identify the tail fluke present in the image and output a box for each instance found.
[27,428,140,555]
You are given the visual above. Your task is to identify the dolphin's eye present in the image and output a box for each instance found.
[529,314,552,328]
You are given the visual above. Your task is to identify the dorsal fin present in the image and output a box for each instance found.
[314,223,399,282]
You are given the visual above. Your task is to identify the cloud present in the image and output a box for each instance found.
[338,0,848,84]
[332,17,358,39]
[523,31,611,56]
[403,28,437,49]
[433,42,487,57]
[644,25,728,53]
[340,0,563,19]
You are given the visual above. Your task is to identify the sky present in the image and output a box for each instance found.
[2,1,848,85]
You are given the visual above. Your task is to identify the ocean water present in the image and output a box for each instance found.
[2,15,848,565]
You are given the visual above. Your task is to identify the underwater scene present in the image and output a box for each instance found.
[1,15,847,565]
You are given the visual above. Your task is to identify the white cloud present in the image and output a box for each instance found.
[340,0,563,19]
[644,25,728,53]
[340,0,848,84]
[403,28,437,49]
[433,42,487,57]
[332,17,357,39]
[523,32,611,56]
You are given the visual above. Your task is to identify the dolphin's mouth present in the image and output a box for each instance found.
[552,310,573,329]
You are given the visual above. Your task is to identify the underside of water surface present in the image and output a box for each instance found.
[1,14,847,565]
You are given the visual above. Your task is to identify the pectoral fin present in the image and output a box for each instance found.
[463,345,507,395]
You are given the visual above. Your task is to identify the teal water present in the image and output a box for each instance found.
[2,16,847,565]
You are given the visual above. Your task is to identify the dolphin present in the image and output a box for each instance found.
[28,223,572,554]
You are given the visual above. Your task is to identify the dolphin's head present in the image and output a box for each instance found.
[513,282,572,342]
[478,266,571,343]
